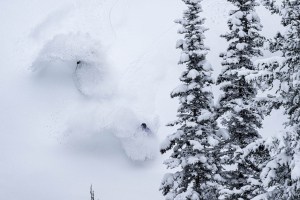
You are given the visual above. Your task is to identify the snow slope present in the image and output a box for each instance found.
[0,0,285,199]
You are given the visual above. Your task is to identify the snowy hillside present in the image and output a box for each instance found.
[0,0,287,199]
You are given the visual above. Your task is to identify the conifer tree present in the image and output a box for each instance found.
[90,185,95,200]
[160,0,221,199]
[247,1,300,199]
[216,0,268,199]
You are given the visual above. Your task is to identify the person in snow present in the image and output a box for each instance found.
[140,123,152,135]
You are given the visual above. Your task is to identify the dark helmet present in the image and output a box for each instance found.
[141,123,147,129]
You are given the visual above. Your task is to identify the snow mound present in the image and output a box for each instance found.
[107,107,160,161]
[62,103,160,161]
[74,61,113,98]
[31,33,114,98]
[121,131,158,161]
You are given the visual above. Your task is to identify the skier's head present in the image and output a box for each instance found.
[141,123,147,129]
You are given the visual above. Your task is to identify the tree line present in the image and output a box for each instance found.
[160,0,300,199]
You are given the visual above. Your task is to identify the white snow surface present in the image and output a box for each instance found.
[0,0,288,200]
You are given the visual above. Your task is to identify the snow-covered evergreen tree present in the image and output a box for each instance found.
[247,1,300,199]
[216,0,268,199]
[257,131,300,200]
[260,0,280,13]
[160,0,221,199]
